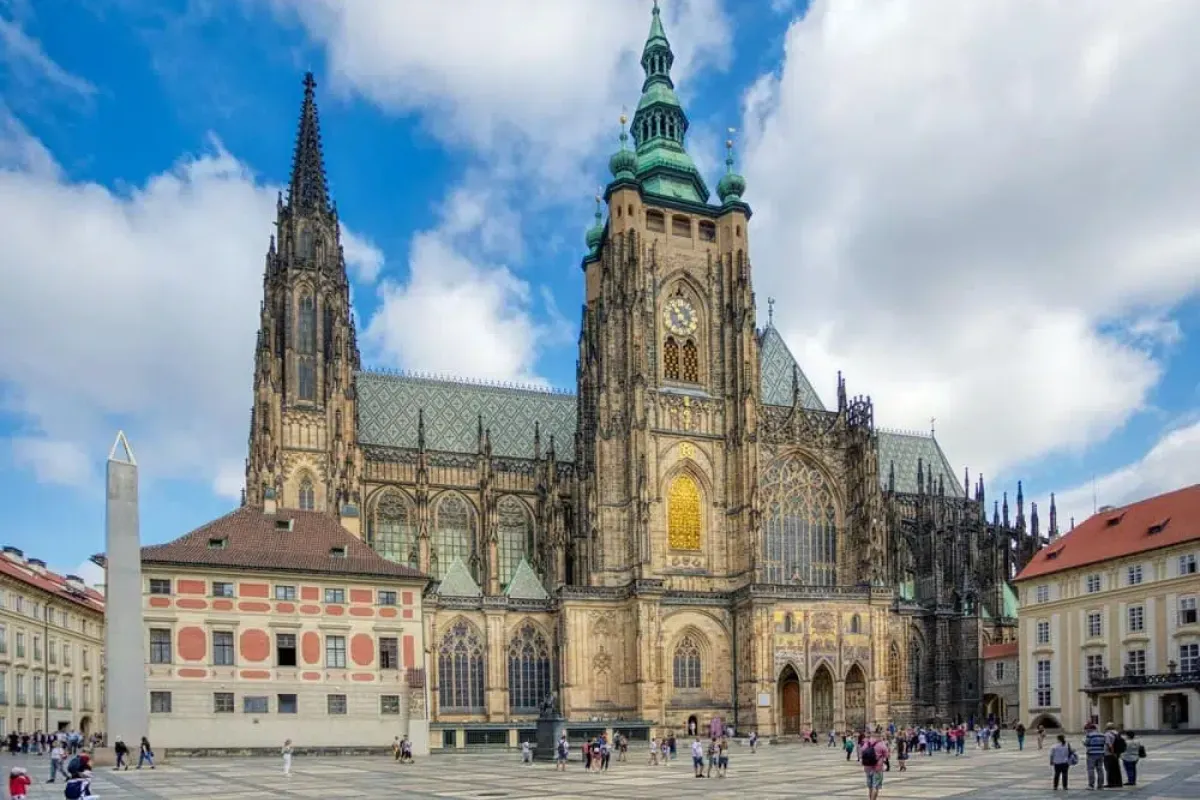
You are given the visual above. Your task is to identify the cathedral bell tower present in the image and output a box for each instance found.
[244,73,362,516]
[576,1,759,588]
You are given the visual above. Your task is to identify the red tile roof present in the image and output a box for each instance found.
[1014,483,1200,582]
[982,642,1019,660]
[140,506,427,582]
[0,552,105,613]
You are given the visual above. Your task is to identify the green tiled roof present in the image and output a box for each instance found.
[356,371,576,461]
[1003,582,1019,617]
[504,559,549,600]
[759,326,825,410]
[437,557,481,597]
[878,430,963,497]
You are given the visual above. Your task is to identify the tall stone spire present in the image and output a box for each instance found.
[287,72,331,215]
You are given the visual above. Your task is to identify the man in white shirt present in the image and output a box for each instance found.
[691,738,705,777]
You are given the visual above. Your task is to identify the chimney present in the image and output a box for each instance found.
[64,574,86,594]
[263,486,277,515]
[26,557,46,575]
[2,546,24,564]
[340,503,361,539]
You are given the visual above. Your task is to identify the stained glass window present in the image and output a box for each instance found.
[507,622,552,712]
[298,476,315,511]
[680,339,699,383]
[761,456,838,585]
[371,490,416,568]
[672,636,701,689]
[434,494,473,579]
[297,294,316,401]
[437,620,485,711]
[497,496,532,586]
[663,337,680,380]
[667,474,702,550]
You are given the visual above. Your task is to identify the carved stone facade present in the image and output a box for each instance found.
[244,13,1044,745]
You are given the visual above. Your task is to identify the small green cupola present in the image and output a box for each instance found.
[608,113,638,182]
[717,130,747,205]
[628,0,710,204]
[585,194,605,252]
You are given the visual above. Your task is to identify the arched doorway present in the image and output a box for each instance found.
[78,716,91,736]
[982,693,1003,722]
[845,664,867,731]
[686,714,699,736]
[778,664,801,735]
[812,663,834,734]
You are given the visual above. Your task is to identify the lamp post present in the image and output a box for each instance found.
[43,602,51,735]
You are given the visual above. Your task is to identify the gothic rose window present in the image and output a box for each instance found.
[672,636,702,689]
[663,336,680,380]
[507,622,553,712]
[433,493,474,580]
[298,476,315,511]
[371,490,417,568]
[497,496,533,586]
[761,456,838,586]
[438,620,485,711]
[297,293,317,401]
[667,474,702,550]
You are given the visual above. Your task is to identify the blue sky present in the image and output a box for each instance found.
[2,0,1199,582]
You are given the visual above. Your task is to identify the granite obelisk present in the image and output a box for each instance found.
[105,431,148,746]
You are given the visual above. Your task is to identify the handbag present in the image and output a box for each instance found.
[1067,747,1078,767]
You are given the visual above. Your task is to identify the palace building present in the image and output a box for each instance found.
[238,6,1038,747]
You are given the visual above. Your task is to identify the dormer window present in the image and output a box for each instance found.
[274,519,294,532]
[1148,518,1170,535]
[207,537,227,550]
[330,546,347,559]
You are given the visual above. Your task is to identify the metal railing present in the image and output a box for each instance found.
[1084,666,1200,692]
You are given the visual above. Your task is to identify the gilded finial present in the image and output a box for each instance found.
[725,127,737,172]
[619,107,629,150]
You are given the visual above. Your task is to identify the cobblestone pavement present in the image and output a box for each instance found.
[2,735,1198,799]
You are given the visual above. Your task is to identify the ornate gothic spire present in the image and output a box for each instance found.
[287,72,331,215]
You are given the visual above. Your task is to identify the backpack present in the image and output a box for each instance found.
[64,779,85,800]
[1113,735,1127,755]
[860,742,879,767]
[1137,744,1146,759]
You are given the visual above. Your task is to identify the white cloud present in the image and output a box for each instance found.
[742,0,1200,479]
[1054,419,1200,530]
[0,119,381,496]
[0,9,96,102]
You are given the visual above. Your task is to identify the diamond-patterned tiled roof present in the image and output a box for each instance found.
[758,325,825,410]
[878,430,963,497]
[504,558,549,600]
[437,557,482,598]
[356,371,577,461]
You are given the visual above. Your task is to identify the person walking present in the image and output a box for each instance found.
[1016,723,1026,751]
[112,737,129,771]
[47,741,68,783]
[1049,734,1074,791]
[1037,723,1046,750]
[1121,731,1143,786]
[860,733,889,800]
[690,737,705,778]
[282,739,294,776]
[1082,723,1106,790]
[137,736,155,769]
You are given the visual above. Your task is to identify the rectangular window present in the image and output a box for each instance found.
[243,695,269,713]
[62,643,70,666]
[149,628,172,664]
[698,220,716,242]
[994,662,1005,681]
[1036,585,1049,603]
[212,581,234,598]
[1179,597,1198,626]
[32,635,40,661]
[646,209,665,232]
[1035,659,1052,707]
[150,691,172,713]
[1087,611,1102,639]
[325,635,346,668]
[1036,620,1050,645]
[213,631,235,666]
[378,590,397,606]
[276,633,297,667]
[277,693,298,714]
[379,637,399,670]
[1181,554,1198,576]
[274,585,296,601]
[48,638,56,664]
[1125,649,1146,677]
[1086,574,1101,593]
[15,632,24,658]
[1126,565,1143,585]
[324,588,345,604]
[148,579,172,595]
[0,624,6,654]
[1128,605,1145,633]
[671,215,692,238]
[327,694,347,715]
[213,692,234,713]
[82,647,89,670]
[381,695,401,714]
[1085,653,1104,679]
[1180,643,1199,674]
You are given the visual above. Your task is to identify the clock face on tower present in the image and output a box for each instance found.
[665,297,698,336]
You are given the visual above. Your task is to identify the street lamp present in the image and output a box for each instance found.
[43,602,51,735]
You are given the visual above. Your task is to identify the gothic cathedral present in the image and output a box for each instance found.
[244,7,1044,744]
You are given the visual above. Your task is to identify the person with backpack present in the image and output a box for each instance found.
[112,736,129,770]
[860,733,889,800]
[1049,733,1075,790]
[1103,722,1124,787]
[1120,731,1144,786]
[62,770,95,800]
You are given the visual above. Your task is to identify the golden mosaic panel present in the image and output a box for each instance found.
[667,473,702,550]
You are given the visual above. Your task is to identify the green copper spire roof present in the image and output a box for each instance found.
[717,129,747,204]
[585,193,605,252]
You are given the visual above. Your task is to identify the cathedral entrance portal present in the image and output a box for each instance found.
[687,715,698,736]
[845,664,867,731]
[779,664,801,735]
[812,664,834,734]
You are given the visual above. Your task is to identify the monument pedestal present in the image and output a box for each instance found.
[534,715,566,761]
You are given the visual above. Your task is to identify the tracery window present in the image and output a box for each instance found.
[299,228,313,258]
[761,456,838,585]
[909,638,924,700]
[680,339,699,383]
[371,490,417,568]
[497,496,533,586]
[888,643,901,696]
[507,622,553,712]
[437,620,485,711]
[663,337,680,380]
[667,474,702,550]
[673,635,702,690]
[297,293,316,401]
[433,493,474,579]
[298,476,315,511]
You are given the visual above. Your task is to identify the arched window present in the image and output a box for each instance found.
[497,496,533,586]
[888,642,902,697]
[909,638,924,700]
[673,635,702,689]
[761,456,838,585]
[298,475,315,511]
[667,474,702,551]
[783,613,794,633]
[298,228,313,258]
[507,622,553,712]
[371,490,416,568]
[850,614,861,634]
[297,293,316,401]
[680,339,699,383]
[663,337,680,380]
[437,619,485,711]
[433,494,473,579]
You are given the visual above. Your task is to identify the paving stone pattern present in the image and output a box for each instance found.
[3,735,1198,799]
